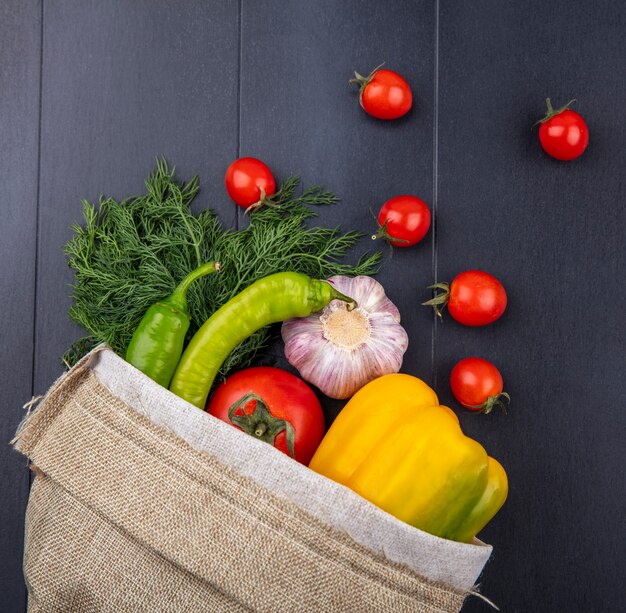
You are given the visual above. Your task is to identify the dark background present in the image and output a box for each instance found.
[1,1,624,611]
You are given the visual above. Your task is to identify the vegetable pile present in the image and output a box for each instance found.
[63,154,510,544]
[64,159,380,380]
[61,63,582,547]
[169,271,357,409]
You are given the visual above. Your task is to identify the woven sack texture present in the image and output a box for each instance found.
[13,347,491,612]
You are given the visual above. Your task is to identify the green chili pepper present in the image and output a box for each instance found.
[125,261,221,387]
[169,271,357,408]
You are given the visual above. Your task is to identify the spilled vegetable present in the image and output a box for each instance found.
[350,64,413,120]
[450,357,510,414]
[423,270,507,326]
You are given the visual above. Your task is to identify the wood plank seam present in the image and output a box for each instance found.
[431,0,440,389]
[31,0,44,412]
[236,0,243,233]
[25,1,45,610]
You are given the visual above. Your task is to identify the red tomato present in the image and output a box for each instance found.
[537,98,588,161]
[423,270,507,326]
[450,358,510,414]
[207,366,324,465]
[350,65,412,120]
[374,195,431,247]
[225,157,276,209]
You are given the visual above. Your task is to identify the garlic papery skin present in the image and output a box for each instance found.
[281,275,409,399]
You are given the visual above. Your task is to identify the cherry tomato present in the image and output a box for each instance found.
[207,366,324,465]
[350,65,412,120]
[450,357,510,414]
[423,270,507,326]
[225,157,276,209]
[537,98,588,161]
[373,195,431,247]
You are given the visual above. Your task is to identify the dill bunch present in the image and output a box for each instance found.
[64,159,381,382]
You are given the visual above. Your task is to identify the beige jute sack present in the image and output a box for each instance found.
[12,346,494,612]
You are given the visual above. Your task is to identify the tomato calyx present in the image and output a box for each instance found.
[349,62,385,107]
[227,392,296,457]
[533,97,577,128]
[422,282,451,320]
[244,180,295,214]
[243,186,281,214]
[466,392,511,415]
[371,220,409,245]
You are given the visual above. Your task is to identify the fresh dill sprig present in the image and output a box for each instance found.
[64,159,381,383]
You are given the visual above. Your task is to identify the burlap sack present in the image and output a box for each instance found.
[13,346,494,612]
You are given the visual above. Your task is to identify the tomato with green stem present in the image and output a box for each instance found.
[450,358,510,414]
[206,366,325,465]
[423,270,507,326]
[225,157,277,212]
[373,196,431,247]
[349,64,412,120]
[536,98,589,161]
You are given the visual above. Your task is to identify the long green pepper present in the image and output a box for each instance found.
[169,272,357,409]
[125,261,220,387]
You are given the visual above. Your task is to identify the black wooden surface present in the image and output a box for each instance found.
[1,1,624,611]
[0,2,40,611]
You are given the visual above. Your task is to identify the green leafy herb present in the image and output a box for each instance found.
[64,159,381,381]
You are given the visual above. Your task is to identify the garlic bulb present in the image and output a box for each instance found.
[281,275,408,399]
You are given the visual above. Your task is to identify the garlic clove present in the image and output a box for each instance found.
[365,326,408,374]
[281,314,323,344]
[368,311,409,350]
[283,331,327,372]
[311,342,371,399]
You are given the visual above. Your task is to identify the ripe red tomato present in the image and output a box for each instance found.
[374,195,431,247]
[450,358,510,414]
[225,157,276,209]
[537,98,588,161]
[350,65,412,120]
[206,366,324,465]
[423,270,507,326]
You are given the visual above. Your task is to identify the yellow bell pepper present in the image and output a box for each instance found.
[308,374,508,543]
